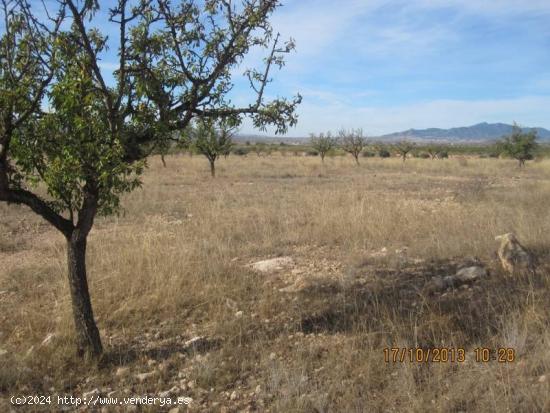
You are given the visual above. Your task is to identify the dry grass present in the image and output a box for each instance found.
[1,154,549,412]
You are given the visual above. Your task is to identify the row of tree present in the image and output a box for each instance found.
[308,125,539,167]
[181,122,540,178]
[309,130,448,164]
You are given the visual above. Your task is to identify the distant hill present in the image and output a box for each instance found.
[380,122,550,143]
[235,122,550,144]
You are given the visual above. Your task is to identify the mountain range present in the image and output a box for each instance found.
[235,123,550,144]
[379,122,550,142]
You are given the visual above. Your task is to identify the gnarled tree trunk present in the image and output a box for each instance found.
[66,232,103,357]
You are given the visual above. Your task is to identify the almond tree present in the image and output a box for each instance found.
[310,131,336,163]
[394,140,415,162]
[192,119,234,177]
[498,123,538,167]
[0,0,300,357]
[339,128,366,165]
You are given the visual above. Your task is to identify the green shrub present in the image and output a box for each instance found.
[378,148,391,158]
[233,147,249,156]
[362,151,376,157]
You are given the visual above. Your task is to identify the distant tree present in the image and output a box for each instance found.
[192,119,235,177]
[498,124,538,167]
[376,145,391,158]
[232,147,249,156]
[394,141,416,162]
[254,142,267,156]
[426,145,442,160]
[339,128,366,165]
[310,132,337,163]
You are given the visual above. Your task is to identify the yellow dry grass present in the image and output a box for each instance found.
[0,154,549,412]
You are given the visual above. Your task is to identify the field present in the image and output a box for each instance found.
[1,154,549,412]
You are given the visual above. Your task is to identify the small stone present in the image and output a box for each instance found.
[269,352,276,360]
[255,385,261,394]
[184,336,210,352]
[235,311,243,318]
[115,367,129,377]
[230,390,238,400]
[538,375,547,383]
[83,388,100,399]
[135,371,156,382]
[455,266,487,282]
[159,386,180,398]
[250,257,294,273]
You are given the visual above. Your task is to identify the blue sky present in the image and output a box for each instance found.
[29,0,550,136]
[232,0,550,136]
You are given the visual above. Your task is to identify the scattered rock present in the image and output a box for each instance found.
[250,257,294,273]
[115,367,129,377]
[235,310,243,318]
[135,371,157,382]
[159,386,180,398]
[279,276,309,293]
[230,390,238,401]
[269,352,277,361]
[495,233,535,274]
[184,336,212,353]
[82,388,100,399]
[538,375,547,383]
[369,247,388,258]
[455,266,487,282]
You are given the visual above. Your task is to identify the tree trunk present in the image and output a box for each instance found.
[354,154,360,165]
[161,154,167,167]
[66,234,103,358]
[209,159,216,177]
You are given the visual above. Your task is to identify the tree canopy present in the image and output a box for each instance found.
[498,124,538,167]
[0,0,301,357]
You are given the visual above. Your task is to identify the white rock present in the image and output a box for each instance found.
[184,336,210,352]
[159,386,178,398]
[250,257,294,273]
[230,390,238,400]
[115,367,129,377]
[83,388,100,399]
[455,266,487,282]
[269,352,277,360]
[135,371,156,382]
[235,311,243,318]
[538,375,547,383]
